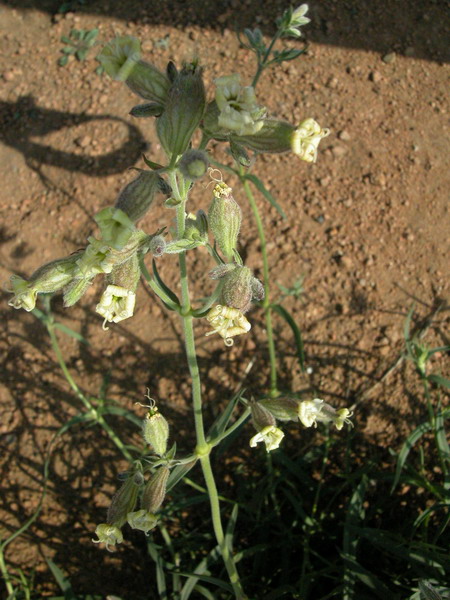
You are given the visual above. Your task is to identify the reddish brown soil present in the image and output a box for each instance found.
[0,0,449,597]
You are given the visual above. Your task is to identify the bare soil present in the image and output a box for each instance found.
[0,0,449,597]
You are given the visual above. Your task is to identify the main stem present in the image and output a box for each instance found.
[241,172,279,396]
[170,171,247,599]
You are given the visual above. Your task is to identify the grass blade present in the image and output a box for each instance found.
[244,174,286,218]
[272,303,305,372]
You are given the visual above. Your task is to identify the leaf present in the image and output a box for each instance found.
[151,259,181,306]
[166,460,198,493]
[208,390,243,441]
[391,420,432,492]
[84,28,99,44]
[53,322,89,344]
[76,49,88,61]
[45,558,77,599]
[272,304,305,372]
[428,374,450,390]
[58,55,69,67]
[244,174,286,219]
[143,154,165,170]
[179,545,221,600]
[225,504,239,554]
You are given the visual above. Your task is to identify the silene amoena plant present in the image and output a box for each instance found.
[8,5,353,598]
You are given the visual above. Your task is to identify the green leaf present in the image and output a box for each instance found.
[53,322,89,344]
[84,28,99,44]
[428,374,450,390]
[143,154,165,170]
[166,460,198,493]
[76,49,88,61]
[208,389,243,441]
[60,35,72,44]
[179,545,221,600]
[58,55,69,67]
[45,558,77,599]
[146,540,167,596]
[244,173,286,219]
[152,259,181,306]
[225,504,239,554]
[272,303,305,372]
[391,420,432,492]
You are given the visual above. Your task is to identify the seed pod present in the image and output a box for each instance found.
[208,183,241,261]
[142,407,169,456]
[142,466,170,513]
[178,149,209,180]
[259,397,299,422]
[107,471,144,528]
[221,266,253,313]
[156,62,206,159]
[115,171,161,223]
[250,399,276,432]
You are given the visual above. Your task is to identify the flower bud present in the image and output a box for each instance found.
[8,254,80,311]
[142,407,169,456]
[208,183,242,261]
[178,149,209,180]
[127,509,158,534]
[115,171,161,223]
[106,471,144,528]
[259,397,299,422]
[156,62,206,158]
[184,210,208,244]
[94,207,136,251]
[147,234,166,257]
[221,266,253,313]
[142,466,170,513]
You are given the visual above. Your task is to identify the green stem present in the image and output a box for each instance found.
[252,32,281,88]
[171,169,246,598]
[47,323,133,462]
[240,171,279,396]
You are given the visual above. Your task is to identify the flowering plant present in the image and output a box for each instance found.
[7,6,351,598]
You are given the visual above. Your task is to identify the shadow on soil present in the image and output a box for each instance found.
[0,95,147,176]
[1,0,449,63]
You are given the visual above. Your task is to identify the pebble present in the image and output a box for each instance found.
[340,256,353,269]
[382,52,396,64]
[319,176,331,187]
[3,70,15,81]
[76,135,91,148]
[338,130,351,141]
[326,76,338,89]
[332,145,347,157]
[369,70,382,83]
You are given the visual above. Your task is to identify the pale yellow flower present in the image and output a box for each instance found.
[291,118,330,162]
[205,304,251,346]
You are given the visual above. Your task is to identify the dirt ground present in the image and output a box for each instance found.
[0,0,449,597]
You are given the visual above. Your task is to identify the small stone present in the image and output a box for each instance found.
[326,76,338,89]
[338,130,351,141]
[332,145,347,157]
[76,135,91,148]
[369,70,382,83]
[382,52,396,64]
[340,256,353,269]
[3,70,15,81]
[319,176,331,187]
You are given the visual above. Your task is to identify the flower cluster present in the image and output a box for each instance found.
[94,399,171,551]
[8,172,168,326]
[249,396,353,452]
